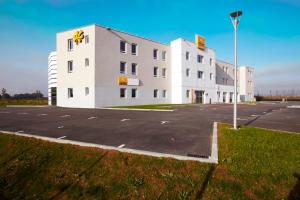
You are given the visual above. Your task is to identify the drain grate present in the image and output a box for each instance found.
[187,153,209,159]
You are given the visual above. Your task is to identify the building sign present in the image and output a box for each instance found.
[118,76,128,85]
[195,34,205,50]
[74,30,84,45]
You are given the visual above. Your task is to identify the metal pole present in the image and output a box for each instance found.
[234,23,237,129]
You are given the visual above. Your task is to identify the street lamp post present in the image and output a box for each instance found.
[230,11,242,130]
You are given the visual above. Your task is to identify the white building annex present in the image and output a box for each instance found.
[48,24,254,108]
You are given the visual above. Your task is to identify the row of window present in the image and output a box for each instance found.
[120,41,167,61]
[68,35,89,51]
[67,59,89,73]
[185,69,213,80]
[120,88,167,98]
[67,87,89,98]
[186,51,213,66]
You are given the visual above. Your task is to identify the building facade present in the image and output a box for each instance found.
[48,24,254,108]
[48,51,57,106]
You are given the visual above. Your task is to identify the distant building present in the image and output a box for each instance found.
[48,24,254,108]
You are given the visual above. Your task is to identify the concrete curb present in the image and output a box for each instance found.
[100,107,174,112]
[210,122,219,163]
[0,125,218,163]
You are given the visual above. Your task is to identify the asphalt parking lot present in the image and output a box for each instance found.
[0,102,299,159]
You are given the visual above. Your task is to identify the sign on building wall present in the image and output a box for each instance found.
[118,76,128,85]
[118,76,140,86]
[74,30,85,45]
[195,35,205,50]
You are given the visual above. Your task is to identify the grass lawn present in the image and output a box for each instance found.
[0,99,48,106]
[0,124,299,199]
[112,103,193,110]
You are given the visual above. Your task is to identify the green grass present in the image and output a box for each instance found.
[112,103,193,110]
[0,99,48,106]
[0,124,299,199]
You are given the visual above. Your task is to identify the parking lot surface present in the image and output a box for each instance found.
[0,102,299,158]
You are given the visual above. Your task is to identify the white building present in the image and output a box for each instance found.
[48,24,254,108]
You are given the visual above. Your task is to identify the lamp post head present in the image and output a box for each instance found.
[230,11,242,19]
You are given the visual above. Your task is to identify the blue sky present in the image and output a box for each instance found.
[0,0,300,95]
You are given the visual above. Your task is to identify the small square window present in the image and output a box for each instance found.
[68,88,73,98]
[68,39,73,51]
[154,89,158,98]
[186,52,190,60]
[131,43,138,55]
[68,60,73,73]
[132,88,137,98]
[154,67,158,77]
[85,35,89,44]
[120,62,126,74]
[131,63,137,75]
[197,55,203,63]
[162,68,166,78]
[186,68,190,77]
[85,58,89,67]
[120,88,126,98]
[153,49,158,60]
[85,87,89,96]
[198,71,203,79]
[120,41,126,53]
[162,90,167,98]
[186,90,190,98]
[162,51,166,61]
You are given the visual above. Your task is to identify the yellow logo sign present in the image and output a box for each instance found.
[118,76,128,85]
[196,35,205,50]
[74,30,84,45]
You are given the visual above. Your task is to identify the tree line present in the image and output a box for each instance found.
[0,88,44,100]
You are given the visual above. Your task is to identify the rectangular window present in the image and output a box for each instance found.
[210,73,213,80]
[85,87,89,96]
[186,68,190,77]
[210,58,213,66]
[153,49,158,60]
[131,43,137,55]
[120,88,126,98]
[68,88,73,98]
[162,90,167,98]
[186,90,190,98]
[85,35,89,44]
[162,68,166,78]
[154,66,158,77]
[186,51,190,60]
[68,60,73,73]
[67,39,73,51]
[131,63,137,75]
[120,62,126,74]
[197,55,203,63]
[131,88,137,98]
[154,89,158,98]
[162,51,166,61]
[198,71,203,79]
[120,41,126,53]
[85,58,89,67]
[223,78,225,84]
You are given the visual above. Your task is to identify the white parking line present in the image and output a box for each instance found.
[88,116,97,120]
[237,118,248,121]
[251,114,260,117]
[18,112,28,115]
[57,126,64,129]
[121,119,130,122]
[60,115,71,118]
[161,121,169,125]
[57,136,66,139]
[17,130,24,133]
[118,144,126,148]
[38,113,48,116]
[0,111,10,114]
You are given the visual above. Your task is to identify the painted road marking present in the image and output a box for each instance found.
[121,119,130,122]
[161,121,169,125]
[118,144,126,148]
[88,116,97,120]
[17,131,24,133]
[57,136,66,139]
[237,118,248,121]
[18,112,28,115]
[38,113,48,116]
[60,115,71,118]
[0,111,10,114]
[57,126,64,129]
[251,114,260,117]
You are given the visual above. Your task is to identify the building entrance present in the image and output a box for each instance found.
[193,90,204,104]
[50,87,57,106]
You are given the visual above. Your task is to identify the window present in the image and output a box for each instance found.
[186,51,190,60]
[210,73,213,80]
[186,90,190,98]
[210,58,213,66]
[120,41,126,53]
[85,87,89,96]
[162,68,166,78]
[120,62,126,74]
[162,51,166,61]
[222,77,225,84]
[131,43,137,55]
[68,60,73,73]
[154,89,158,98]
[186,68,190,77]
[226,78,228,84]
[85,35,89,44]
[153,49,158,59]
[67,39,73,51]
[68,88,73,98]
[198,71,203,79]
[120,88,126,98]
[131,88,137,98]
[226,67,228,74]
[131,63,137,75]
[162,90,167,98]
[85,58,89,67]
[154,67,158,77]
[197,55,203,63]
